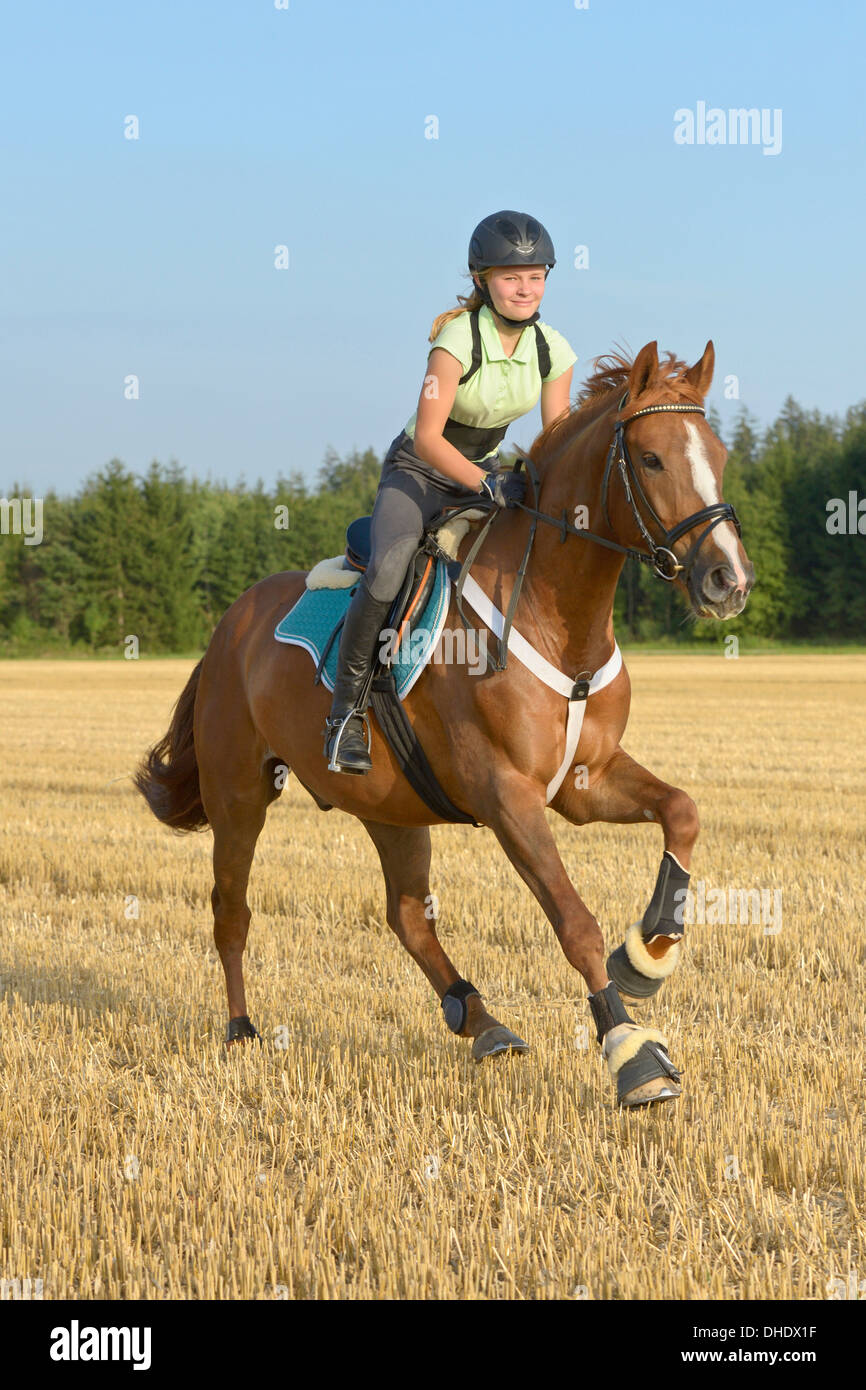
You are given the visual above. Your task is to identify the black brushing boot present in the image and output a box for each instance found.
[588,980,681,1107]
[606,850,689,1002]
[324,577,393,774]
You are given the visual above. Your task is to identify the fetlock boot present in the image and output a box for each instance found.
[324,578,393,774]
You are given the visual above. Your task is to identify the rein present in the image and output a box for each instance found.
[449,393,742,673]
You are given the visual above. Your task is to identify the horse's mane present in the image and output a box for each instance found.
[532,346,701,460]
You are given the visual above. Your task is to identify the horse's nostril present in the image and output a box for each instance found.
[703,565,736,597]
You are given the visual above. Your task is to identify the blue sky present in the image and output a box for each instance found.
[2,0,863,495]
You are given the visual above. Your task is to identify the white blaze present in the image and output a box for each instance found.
[683,421,746,586]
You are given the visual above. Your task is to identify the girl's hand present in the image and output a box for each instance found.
[479,471,526,509]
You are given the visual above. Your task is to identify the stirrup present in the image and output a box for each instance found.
[325,709,372,773]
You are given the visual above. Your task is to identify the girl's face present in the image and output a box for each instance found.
[481,265,546,321]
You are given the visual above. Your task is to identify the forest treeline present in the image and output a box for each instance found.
[1,396,864,654]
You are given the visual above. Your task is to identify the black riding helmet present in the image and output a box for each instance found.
[468,210,556,328]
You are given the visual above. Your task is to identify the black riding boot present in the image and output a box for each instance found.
[324,578,393,774]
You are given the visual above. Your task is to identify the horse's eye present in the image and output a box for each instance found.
[641,453,663,471]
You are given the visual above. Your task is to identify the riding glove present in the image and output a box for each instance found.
[478,470,526,509]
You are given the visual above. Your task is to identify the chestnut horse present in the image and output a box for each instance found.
[135,340,753,1107]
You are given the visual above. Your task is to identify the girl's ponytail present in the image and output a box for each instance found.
[428,269,491,342]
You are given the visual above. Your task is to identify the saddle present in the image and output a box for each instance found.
[345,515,439,639]
[342,501,487,636]
[293,498,490,825]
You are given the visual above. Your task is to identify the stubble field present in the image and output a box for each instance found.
[0,654,863,1300]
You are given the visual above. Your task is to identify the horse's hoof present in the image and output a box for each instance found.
[471,1025,530,1062]
[619,1076,681,1108]
[225,1014,262,1047]
[603,1024,682,1107]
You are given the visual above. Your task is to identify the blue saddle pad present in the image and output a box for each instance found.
[274,560,451,700]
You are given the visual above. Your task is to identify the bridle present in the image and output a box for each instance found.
[598,397,741,581]
[448,392,743,672]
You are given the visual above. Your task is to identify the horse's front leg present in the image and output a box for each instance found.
[486,773,681,1107]
[554,747,699,1006]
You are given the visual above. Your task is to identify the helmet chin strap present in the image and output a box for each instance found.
[473,274,544,328]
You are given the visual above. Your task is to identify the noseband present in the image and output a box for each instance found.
[600,398,741,581]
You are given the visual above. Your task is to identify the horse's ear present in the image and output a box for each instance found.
[627,341,659,400]
[683,340,715,396]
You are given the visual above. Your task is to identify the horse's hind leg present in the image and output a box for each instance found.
[199,734,279,1047]
[209,792,271,1044]
[360,819,529,1061]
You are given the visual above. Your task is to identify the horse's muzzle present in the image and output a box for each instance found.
[691,559,755,620]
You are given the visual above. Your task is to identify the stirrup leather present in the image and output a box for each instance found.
[324,708,372,771]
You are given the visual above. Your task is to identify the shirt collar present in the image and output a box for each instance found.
[478,303,535,364]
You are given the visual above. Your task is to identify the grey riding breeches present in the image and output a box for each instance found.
[363,430,493,603]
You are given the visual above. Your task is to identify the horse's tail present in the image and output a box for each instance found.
[134,658,208,831]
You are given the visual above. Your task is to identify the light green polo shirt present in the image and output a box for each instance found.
[404,303,578,462]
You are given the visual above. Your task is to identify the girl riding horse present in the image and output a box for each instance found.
[323,209,578,773]
[136,223,753,1103]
